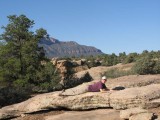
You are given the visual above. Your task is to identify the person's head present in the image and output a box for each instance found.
[101,76,107,83]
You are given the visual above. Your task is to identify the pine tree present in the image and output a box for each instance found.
[0,15,47,86]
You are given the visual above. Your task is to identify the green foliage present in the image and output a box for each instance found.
[35,28,47,38]
[132,55,160,75]
[100,53,118,66]
[85,55,101,68]
[0,86,30,108]
[13,79,28,88]
[153,60,160,74]
[104,68,135,78]
[118,52,127,63]
[87,60,99,68]
[37,62,60,85]
[0,41,6,47]
[123,53,138,64]
[0,14,61,106]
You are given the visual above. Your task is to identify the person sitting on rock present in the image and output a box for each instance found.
[59,76,110,96]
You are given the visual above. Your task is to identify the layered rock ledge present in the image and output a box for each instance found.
[0,83,160,119]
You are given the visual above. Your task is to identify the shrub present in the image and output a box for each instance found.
[153,60,160,74]
[0,86,30,108]
[65,72,92,88]
[132,56,156,75]
[31,62,61,93]
[123,53,138,64]
[104,68,135,78]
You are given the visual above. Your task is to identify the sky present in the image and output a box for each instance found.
[0,0,160,55]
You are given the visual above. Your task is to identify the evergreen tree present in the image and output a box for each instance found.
[124,52,138,64]
[118,52,126,63]
[0,15,47,87]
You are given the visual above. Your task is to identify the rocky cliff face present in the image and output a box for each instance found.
[38,37,103,58]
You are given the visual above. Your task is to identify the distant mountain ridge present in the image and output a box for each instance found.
[38,37,104,58]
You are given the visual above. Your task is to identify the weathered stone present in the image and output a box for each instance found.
[143,98,160,109]
[59,82,91,96]
[44,109,120,120]
[120,107,148,119]
[0,109,21,120]
[75,60,82,66]
[129,112,154,120]
[0,91,110,119]
[110,84,160,109]
[107,74,160,89]
[1,83,160,119]
[73,65,89,73]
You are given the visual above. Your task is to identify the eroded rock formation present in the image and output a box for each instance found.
[0,64,160,120]
[0,82,160,119]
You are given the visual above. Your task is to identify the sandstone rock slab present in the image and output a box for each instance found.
[107,75,160,89]
[129,112,154,120]
[1,83,160,119]
[45,109,120,120]
[110,84,160,109]
[0,92,110,119]
[120,107,148,119]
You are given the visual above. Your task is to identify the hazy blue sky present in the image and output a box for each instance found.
[0,0,160,55]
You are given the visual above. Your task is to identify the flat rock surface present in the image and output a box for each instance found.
[120,107,148,119]
[12,107,160,120]
[110,84,160,109]
[107,74,160,89]
[44,109,121,120]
